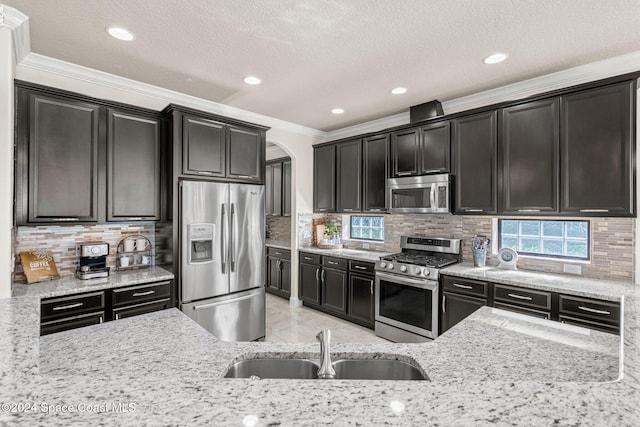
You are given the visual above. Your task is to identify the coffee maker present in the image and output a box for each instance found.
[77,243,110,280]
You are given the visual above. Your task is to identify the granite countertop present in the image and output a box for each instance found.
[265,239,291,250]
[2,266,640,425]
[298,246,394,263]
[11,266,174,299]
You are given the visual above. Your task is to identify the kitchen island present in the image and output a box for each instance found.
[1,273,639,425]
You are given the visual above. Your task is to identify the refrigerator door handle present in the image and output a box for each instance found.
[192,293,258,310]
[230,203,236,272]
[221,203,227,274]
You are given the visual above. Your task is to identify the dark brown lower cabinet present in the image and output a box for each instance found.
[321,267,348,315]
[41,311,105,336]
[266,248,291,299]
[299,262,321,307]
[110,281,173,320]
[112,299,172,320]
[441,292,486,334]
[348,273,374,328]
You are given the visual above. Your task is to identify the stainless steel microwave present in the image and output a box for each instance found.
[387,174,451,214]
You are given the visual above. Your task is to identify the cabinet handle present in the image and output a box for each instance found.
[274,251,282,255]
[368,209,382,212]
[235,175,252,179]
[453,283,473,290]
[328,261,338,265]
[507,293,533,301]
[195,171,215,175]
[578,306,611,315]
[465,209,483,212]
[52,302,83,311]
[321,270,326,282]
[395,172,412,176]
[354,265,367,270]
[304,256,313,261]
[343,209,355,212]
[579,209,609,213]
[315,269,319,282]
[517,209,540,213]
[51,218,80,222]
[423,169,442,174]
[370,281,374,295]
[126,217,145,220]
[442,295,446,313]
[99,316,104,324]
[132,290,155,297]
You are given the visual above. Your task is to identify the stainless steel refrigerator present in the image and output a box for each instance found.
[180,180,265,341]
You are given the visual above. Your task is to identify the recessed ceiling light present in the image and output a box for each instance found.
[483,52,509,64]
[391,87,407,95]
[106,26,135,41]
[243,76,262,85]
[331,108,345,115]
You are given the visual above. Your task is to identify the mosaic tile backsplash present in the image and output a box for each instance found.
[266,216,292,242]
[300,213,635,282]
[13,223,157,282]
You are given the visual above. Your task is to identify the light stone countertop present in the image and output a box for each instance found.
[298,246,394,263]
[2,265,640,425]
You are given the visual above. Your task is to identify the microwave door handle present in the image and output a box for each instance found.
[430,183,436,209]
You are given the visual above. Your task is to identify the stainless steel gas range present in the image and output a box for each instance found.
[375,236,461,342]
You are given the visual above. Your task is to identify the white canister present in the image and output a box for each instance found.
[141,255,151,265]
[120,256,131,267]
[123,239,135,252]
[136,238,149,251]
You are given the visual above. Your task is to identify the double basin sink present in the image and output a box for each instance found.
[224,357,428,381]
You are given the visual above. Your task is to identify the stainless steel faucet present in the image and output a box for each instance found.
[316,329,336,379]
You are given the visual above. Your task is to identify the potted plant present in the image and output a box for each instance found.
[318,221,342,248]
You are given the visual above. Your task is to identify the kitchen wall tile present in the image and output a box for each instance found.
[13,223,157,282]
[266,216,291,242]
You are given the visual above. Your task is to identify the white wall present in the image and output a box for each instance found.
[0,27,15,299]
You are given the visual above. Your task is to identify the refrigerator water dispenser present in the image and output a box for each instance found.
[188,223,214,263]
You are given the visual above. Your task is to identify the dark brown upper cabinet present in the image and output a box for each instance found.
[15,88,102,224]
[560,81,634,216]
[336,139,363,213]
[453,111,498,214]
[313,145,336,212]
[227,125,262,182]
[419,121,451,175]
[363,134,389,212]
[265,158,288,216]
[391,127,420,177]
[107,109,161,221]
[500,99,559,214]
[283,159,292,217]
[182,115,226,178]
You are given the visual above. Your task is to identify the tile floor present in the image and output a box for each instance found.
[265,293,389,343]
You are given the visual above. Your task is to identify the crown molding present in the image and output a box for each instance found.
[0,4,30,63]
[326,112,409,140]
[17,52,327,140]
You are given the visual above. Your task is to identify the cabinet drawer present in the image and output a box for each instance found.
[267,248,291,259]
[559,315,619,335]
[300,252,321,265]
[41,311,104,336]
[441,276,488,298]
[559,295,620,326]
[112,281,172,308]
[494,284,551,311]
[41,291,105,321]
[112,298,172,320]
[349,260,375,275]
[494,302,550,320]
[323,256,348,270]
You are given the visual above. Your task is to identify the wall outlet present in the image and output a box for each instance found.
[362,243,370,249]
[563,264,582,275]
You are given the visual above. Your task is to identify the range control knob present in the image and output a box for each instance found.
[413,267,422,275]
[380,262,387,269]
[400,265,407,272]
[387,263,394,270]
[422,269,430,277]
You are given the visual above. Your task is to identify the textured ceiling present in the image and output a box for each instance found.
[5,0,640,131]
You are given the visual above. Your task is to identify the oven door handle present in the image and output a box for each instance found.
[375,271,438,290]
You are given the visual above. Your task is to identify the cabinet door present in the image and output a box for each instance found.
[391,127,420,177]
[363,134,389,212]
[265,163,274,215]
[24,92,101,223]
[272,162,283,216]
[107,109,161,221]
[453,111,498,214]
[113,298,172,320]
[501,99,559,214]
[182,115,226,177]
[560,82,634,215]
[441,292,485,334]
[283,160,292,217]
[348,273,374,328]
[299,263,321,306]
[420,121,450,174]
[336,139,363,212]
[313,145,336,212]
[267,256,281,292]
[41,311,104,336]
[280,258,291,297]
[227,125,263,182]
[321,268,347,314]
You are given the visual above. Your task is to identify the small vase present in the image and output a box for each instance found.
[472,248,486,267]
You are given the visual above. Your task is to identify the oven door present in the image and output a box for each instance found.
[375,271,439,339]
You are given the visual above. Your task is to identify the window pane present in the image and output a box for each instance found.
[361,217,371,227]
[371,217,382,227]
[371,229,382,240]
[542,222,562,237]
[519,221,540,236]
[498,219,589,260]
[352,227,362,238]
[361,228,371,239]
[501,220,518,235]
[349,216,384,241]
[352,217,361,227]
